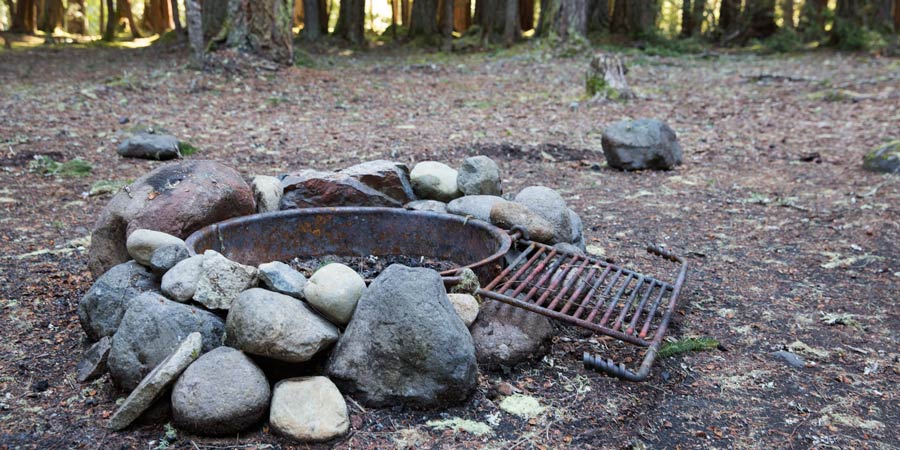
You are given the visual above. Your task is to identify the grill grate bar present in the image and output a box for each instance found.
[612,276,645,332]
[483,243,536,291]
[498,245,549,293]
[559,265,600,315]
[625,281,658,335]
[572,265,612,320]
[519,252,569,303]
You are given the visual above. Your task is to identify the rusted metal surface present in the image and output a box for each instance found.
[477,240,688,382]
[184,207,512,284]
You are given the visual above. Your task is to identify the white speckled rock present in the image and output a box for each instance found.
[193,250,258,310]
[447,293,479,327]
[303,263,366,325]
[252,176,284,213]
[457,155,502,196]
[126,229,187,266]
[410,161,462,202]
[269,376,349,442]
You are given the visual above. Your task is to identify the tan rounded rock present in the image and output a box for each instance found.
[269,376,349,442]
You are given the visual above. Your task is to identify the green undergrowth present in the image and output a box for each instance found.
[28,155,93,177]
[178,142,199,156]
[658,337,720,358]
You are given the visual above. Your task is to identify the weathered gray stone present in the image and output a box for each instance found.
[280,169,401,209]
[161,255,204,302]
[76,336,111,383]
[567,208,586,251]
[446,195,505,222]
[303,263,365,325]
[258,261,307,299]
[252,175,284,213]
[489,200,556,244]
[327,265,477,407]
[340,160,416,203]
[116,133,180,161]
[193,250,258,310]
[457,155,502,196]
[553,242,584,255]
[269,377,349,442]
[225,288,339,363]
[404,200,448,213]
[149,244,190,276]
[171,347,270,436]
[107,332,202,431]
[862,141,900,174]
[470,300,554,370]
[89,160,255,278]
[773,350,805,369]
[410,161,462,202]
[126,229,187,266]
[108,293,225,390]
[601,118,683,171]
[514,186,571,243]
[78,261,160,341]
[447,294,479,327]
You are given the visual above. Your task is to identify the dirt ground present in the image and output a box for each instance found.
[1,39,898,449]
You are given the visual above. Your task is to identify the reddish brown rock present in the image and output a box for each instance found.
[89,161,255,278]
[340,160,416,203]
[280,170,402,209]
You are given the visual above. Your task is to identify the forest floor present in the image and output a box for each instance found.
[0,38,899,450]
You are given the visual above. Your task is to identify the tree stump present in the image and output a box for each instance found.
[586,54,635,101]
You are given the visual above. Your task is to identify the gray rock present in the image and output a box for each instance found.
[225,288,339,363]
[108,293,225,390]
[340,160,416,204]
[89,160,255,278]
[410,161,462,202]
[303,263,366,325]
[78,261,160,341]
[773,350,805,369]
[447,294,479,327]
[171,347,270,436]
[567,209,586,251]
[470,300,554,370]
[449,267,480,295]
[126,229,187,266]
[258,261,307,298]
[269,377,349,442]
[404,200,448,213]
[116,133,181,161]
[107,332,202,431]
[446,195,505,222]
[161,255,204,302]
[862,141,900,174]
[553,242,584,255]
[149,244,190,276]
[280,169,402,209]
[76,336,111,383]
[252,175,284,213]
[601,118,683,171]
[327,265,477,407]
[193,250,258,310]
[457,155,502,196]
[489,200,556,244]
[514,186,572,243]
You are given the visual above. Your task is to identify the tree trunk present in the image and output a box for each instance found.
[443,0,453,48]
[39,0,64,33]
[586,53,634,100]
[116,0,142,38]
[201,0,227,40]
[610,0,656,37]
[519,0,533,31]
[302,0,321,39]
[12,0,37,33]
[453,0,470,31]
[718,0,740,35]
[798,0,827,35]
[335,0,365,43]
[65,0,89,34]
[539,0,587,39]
[781,0,794,28]
[743,0,777,40]
[226,0,294,63]
[401,0,411,24]
[186,0,203,66]
[143,0,173,34]
[871,0,894,31]
[681,0,693,36]
[691,0,704,34]
[503,0,519,44]
[103,0,116,39]
[171,0,182,31]
[893,0,900,30]
[409,0,439,36]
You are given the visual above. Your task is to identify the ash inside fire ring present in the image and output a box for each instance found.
[289,254,458,279]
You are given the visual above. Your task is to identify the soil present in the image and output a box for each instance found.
[290,254,459,279]
[1,40,899,450]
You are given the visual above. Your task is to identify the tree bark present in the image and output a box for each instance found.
[335,0,365,43]
[718,0,740,35]
[65,0,88,34]
[610,0,656,37]
[39,0,64,33]
[103,0,116,39]
[143,0,173,33]
[519,0,533,31]
[301,0,321,39]
[743,0,777,40]
[539,0,587,39]
[186,0,203,67]
[116,0,142,38]
[894,0,900,30]
[443,0,453,48]
[781,0,794,28]
[681,0,694,37]
[871,0,894,31]
[503,0,519,44]
[201,0,227,40]
[401,0,411,24]
[12,0,37,33]
[409,0,439,36]
[170,0,182,31]
[226,0,294,63]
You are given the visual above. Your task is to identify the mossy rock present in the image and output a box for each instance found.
[862,140,900,174]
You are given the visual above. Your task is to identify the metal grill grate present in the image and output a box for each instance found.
[476,239,688,381]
